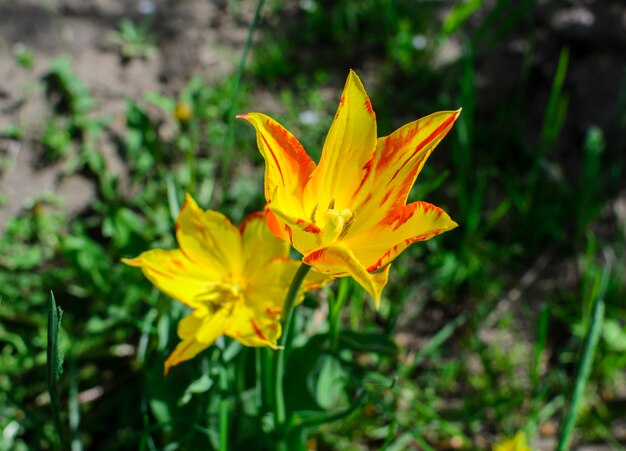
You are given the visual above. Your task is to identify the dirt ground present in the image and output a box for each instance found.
[0,0,256,230]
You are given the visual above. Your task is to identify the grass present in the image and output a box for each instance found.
[1,0,625,449]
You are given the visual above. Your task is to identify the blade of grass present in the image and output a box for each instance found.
[556,260,610,451]
[398,311,469,378]
[47,291,68,450]
[220,0,265,207]
[530,303,549,390]
[68,359,82,451]
[525,47,569,212]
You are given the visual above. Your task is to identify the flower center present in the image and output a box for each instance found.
[196,278,245,312]
[321,208,354,247]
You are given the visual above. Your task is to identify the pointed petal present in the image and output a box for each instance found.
[246,257,331,312]
[164,308,216,374]
[266,204,323,256]
[303,245,390,306]
[164,338,208,375]
[302,70,377,214]
[347,201,458,271]
[231,258,332,346]
[122,249,219,308]
[176,194,242,277]
[237,112,315,214]
[240,211,290,275]
[350,109,461,234]
[195,305,231,343]
[224,302,282,348]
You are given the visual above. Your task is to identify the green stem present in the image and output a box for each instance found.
[273,263,311,444]
[220,0,265,208]
[219,355,229,451]
[329,278,350,351]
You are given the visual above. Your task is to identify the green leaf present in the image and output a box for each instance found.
[338,330,398,355]
[441,0,484,35]
[288,390,366,430]
[315,355,348,410]
[47,292,64,386]
[47,291,67,449]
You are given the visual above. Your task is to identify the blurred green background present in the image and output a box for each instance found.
[0,0,625,449]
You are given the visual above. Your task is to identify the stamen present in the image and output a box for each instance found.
[321,208,354,246]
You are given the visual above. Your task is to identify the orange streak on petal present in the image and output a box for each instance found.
[379,189,392,207]
[265,208,287,241]
[171,259,185,270]
[386,113,458,186]
[164,340,194,376]
[364,98,375,116]
[376,126,419,173]
[381,203,418,231]
[259,132,286,186]
[266,307,282,316]
[251,320,268,342]
[296,218,321,234]
[265,119,314,186]
[240,210,264,234]
[284,225,294,245]
[352,157,375,199]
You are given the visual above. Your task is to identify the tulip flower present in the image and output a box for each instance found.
[123,194,329,374]
[238,70,459,305]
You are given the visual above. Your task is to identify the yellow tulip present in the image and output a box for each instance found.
[239,70,459,305]
[123,194,330,374]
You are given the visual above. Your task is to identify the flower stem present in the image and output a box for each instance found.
[219,353,229,451]
[273,263,311,442]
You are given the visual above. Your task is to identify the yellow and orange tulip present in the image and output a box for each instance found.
[239,70,459,305]
[123,194,329,374]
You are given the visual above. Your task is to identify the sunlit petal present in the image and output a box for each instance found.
[122,249,218,308]
[225,302,282,348]
[176,194,242,277]
[240,211,290,276]
[302,70,377,215]
[303,245,390,307]
[164,308,215,375]
[164,338,208,375]
[348,201,458,271]
[247,257,333,309]
[350,110,461,234]
[266,204,323,255]
[237,112,315,216]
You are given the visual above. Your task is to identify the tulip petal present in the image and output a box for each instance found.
[224,302,282,348]
[266,205,323,255]
[237,112,315,215]
[164,338,208,375]
[303,70,377,215]
[350,110,461,234]
[247,257,333,307]
[122,249,220,308]
[303,245,390,307]
[240,211,290,274]
[164,307,227,375]
[176,194,242,278]
[348,201,458,271]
